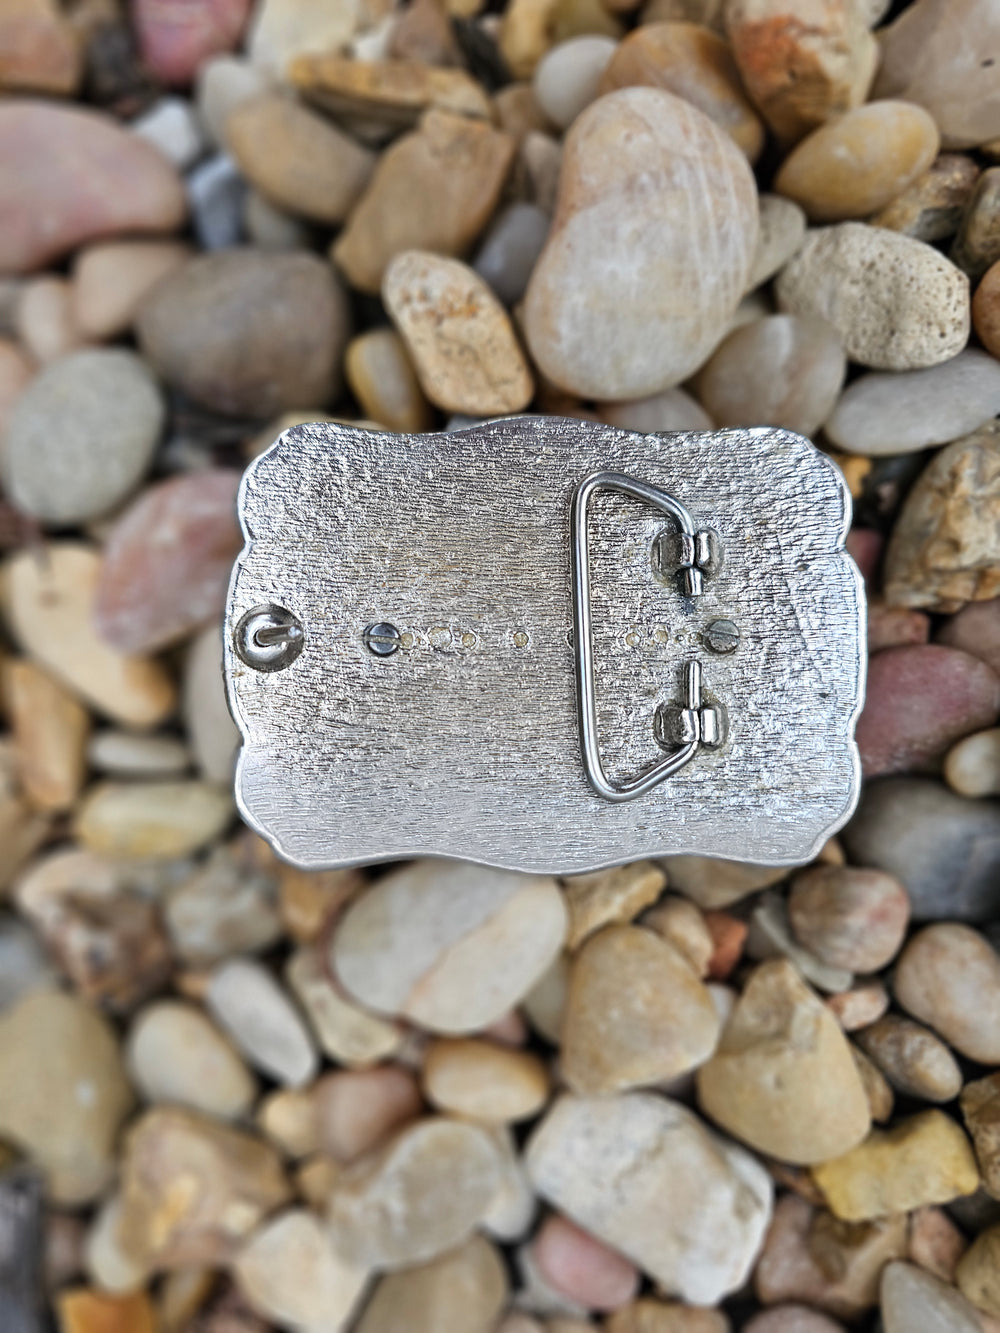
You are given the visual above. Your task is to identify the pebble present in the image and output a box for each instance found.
[133,0,250,86]
[328,1116,503,1269]
[183,624,242,784]
[856,643,1000,777]
[775,102,939,222]
[598,21,763,159]
[519,130,563,213]
[787,865,909,973]
[473,202,550,307]
[855,1015,962,1104]
[945,727,1000,797]
[354,1235,508,1333]
[59,1290,157,1333]
[703,911,748,981]
[227,93,375,224]
[523,953,570,1044]
[532,36,616,129]
[598,387,713,432]
[826,982,889,1032]
[692,313,845,438]
[71,241,191,341]
[775,224,970,371]
[185,154,246,250]
[643,895,714,976]
[0,989,133,1205]
[243,188,310,251]
[248,0,366,73]
[195,54,267,145]
[139,248,349,417]
[0,337,32,433]
[15,275,87,363]
[953,166,1000,279]
[383,250,534,414]
[291,53,492,125]
[332,858,567,1033]
[873,0,1000,150]
[233,1209,369,1331]
[660,855,788,908]
[871,152,982,243]
[526,1091,773,1305]
[286,947,404,1067]
[344,326,431,432]
[1,348,163,525]
[883,420,1000,611]
[841,776,1000,921]
[88,731,191,778]
[333,110,516,294]
[753,1192,907,1320]
[533,1215,640,1313]
[0,913,53,1012]
[85,1194,151,1294]
[561,924,720,1094]
[885,1261,982,1333]
[606,1304,730,1333]
[423,1038,548,1122]
[957,1225,1000,1316]
[811,1110,980,1221]
[93,470,242,655]
[824,349,1000,457]
[747,194,807,290]
[0,0,81,96]
[116,1106,291,1269]
[316,1066,422,1162]
[938,598,1000,675]
[4,658,89,812]
[745,892,854,994]
[894,922,1000,1064]
[743,1311,846,1333]
[126,1000,258,1120]
[207,957,318,1088]
[561,860,666,950]
[907,1205,968,1282]
[165,837,281,965]
[867,604,931,654]
[974,259,1000,359]
[75,781,233,860]
[0,101,186,274]
[724,0,877,143]
[2,544,176,728]
[697,960,871,1163]
[961,1073,1000,1199]
[131,96,206,169]
[854,1045,895,1124]
[524,88,757,399]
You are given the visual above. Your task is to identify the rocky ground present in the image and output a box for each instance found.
[1,0,1000,1330]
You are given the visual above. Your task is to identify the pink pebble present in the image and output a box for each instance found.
[846,527,883,584]
[133,0,252,86]
[482,1008,529,1046]
[533,1213,639,1312]
[316,1066,423,1163]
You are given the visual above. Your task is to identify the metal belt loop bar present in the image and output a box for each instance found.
[571,470,709,803]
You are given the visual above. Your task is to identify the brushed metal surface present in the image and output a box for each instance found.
[225,416,865,873]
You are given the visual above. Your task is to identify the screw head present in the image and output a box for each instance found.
[234,605,304,672]
[704,618,740,654]
[363,622,402,657]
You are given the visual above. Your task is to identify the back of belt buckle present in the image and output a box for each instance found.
[224,416,865,874]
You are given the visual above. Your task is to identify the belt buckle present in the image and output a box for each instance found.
[224,416,865,874]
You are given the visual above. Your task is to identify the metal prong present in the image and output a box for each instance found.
[234,605,305,672]
[254,622,303,648]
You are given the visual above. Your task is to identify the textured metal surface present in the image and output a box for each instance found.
[225,416,865,873]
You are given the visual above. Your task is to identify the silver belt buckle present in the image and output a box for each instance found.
[224,416,865,874]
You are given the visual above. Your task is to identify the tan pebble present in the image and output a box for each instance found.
[697,959,870,1165]
[974,259,1000,358]
[598,387,713,432]
[246,0,370,73]
[598,21,764,159]
[333,109,515,294]
[0,0,81,97]
[745,892,854,995]
[316,1066,423,1162]
[867,604,931,654]
[345,326,431,432]
[825,982,889,1032]
[852,1045,894,1124]
[563,924,720,1094]
[499,0,560,78]
[775,101,939,222]
[290,53,492,125]
[88,730,190,778]
[549,0,624,42]
[390,0,463,65]
[328,1116,504,1268]
[561,859,665,950]
[811,1110,979,1221]
[71,241,191,342]
[3,657,88,812]
[957,1224,1000,1316]
[642,895,713,976]
[523,87,757,399]
[944,727,1000,796]
[894,922,1000,1064]
[257,1087,322,1158]
[382,250,533,415]
[856,1015,961,1104]
[494,82,555,140]
[126,1000,258,1122]
[533,36,617,131]
[286,946,404,1067]
[786,865,909,973]
[724,0,877,143]
[961,1072,1000,1199]
[279,864,365,945]
[523,951,570,1043]
[207,956,318,1089]
[881,1260,983,1333]
[295,1154,341,1209]
[518,129,563,213]
[157,1269,217,1333]
[85,1195,152,1296]
[640,0,725,25]
[907,1205,968,1283]
[164,835,282,967]
[743,1308,847,1333]
[775,223,970,371]
[693,313,845,437]
[1,544,175,729]
[871,153,981,244]
[747,194,807,290]
[233,1209,370,1331]
[659,855,787,908]
[226,93,376,224]
[58,1290,156,1333]
[605,1298,731,1332]
[354,1235,508,1333]
[423,1038,548,1123]
[75,780,233,860]
[15,275,88,362]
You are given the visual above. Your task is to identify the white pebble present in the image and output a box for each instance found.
[532,36,618,130]
[132,96,206,170]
